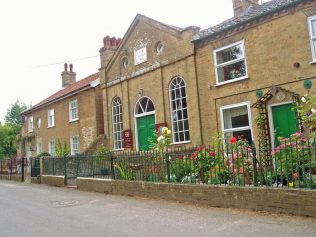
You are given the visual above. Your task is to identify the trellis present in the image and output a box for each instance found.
[251,86,301,164]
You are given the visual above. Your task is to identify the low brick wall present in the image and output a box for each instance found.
[41,175,64,187]
[0,175,22,182]
[77,178,316,217]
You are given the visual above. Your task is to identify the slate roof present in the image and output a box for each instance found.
[194,0,307,41]
[23,72,99,114]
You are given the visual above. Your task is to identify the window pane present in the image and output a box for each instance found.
[223,105,249,129]
[169,76,190,143]
[112,97,123,149]
[216,44,243,64]
[311,19,316,37]
[217,60,246,82]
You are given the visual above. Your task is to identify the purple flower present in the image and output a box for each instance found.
[306,111,311,117]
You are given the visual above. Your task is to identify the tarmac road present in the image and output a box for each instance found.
[0,180,315,237]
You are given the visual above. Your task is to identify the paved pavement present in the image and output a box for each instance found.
[0,180,315,237]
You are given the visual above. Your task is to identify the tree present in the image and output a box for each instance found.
[0,101,27,159]
[0,125,17,159]
[4,100,27,127]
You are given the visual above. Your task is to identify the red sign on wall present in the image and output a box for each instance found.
[123,129,133,148]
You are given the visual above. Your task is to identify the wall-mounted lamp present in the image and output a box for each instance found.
[256,89,263,98]
[303,79,312,90]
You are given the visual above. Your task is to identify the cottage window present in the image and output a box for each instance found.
[214,40,248,85]
[37,117,41,129]
[69,100,78,122]
[37,143,42,154]
[169,76,190,143]
[48,140,55,155]
[47,109,55,127]
[220,102,253,144]
[70,136,80,155]
[112,97,123,150]
[308,15,316,62]
[28,116,33,132]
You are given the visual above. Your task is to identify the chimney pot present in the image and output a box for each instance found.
[64,63,68,72]
[70,64,73,72]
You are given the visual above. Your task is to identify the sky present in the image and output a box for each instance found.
[0,0,269,123]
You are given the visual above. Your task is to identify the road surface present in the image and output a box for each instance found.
[0,180,315,237]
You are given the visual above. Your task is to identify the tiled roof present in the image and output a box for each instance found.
[194,0,307,41]
[23,72,99,114]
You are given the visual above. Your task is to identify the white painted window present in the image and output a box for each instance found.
[169,76,190,143]
[69,100,78,122]
[112,97,123,150]
[48,140,55,156]
[28,116,33,132]
[214,40,248,85]
[308,15,316,62]
[70,136,80,155]
[47,109,55,127]
[220,102,253,144]
[37,117,41,129]
[37,143,42,155]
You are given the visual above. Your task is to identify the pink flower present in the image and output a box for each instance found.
[209,151,215,157]
[293,172,299,179]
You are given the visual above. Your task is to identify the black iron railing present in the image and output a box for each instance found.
[36,136,316,189]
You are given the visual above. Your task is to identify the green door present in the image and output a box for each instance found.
[272,103,298,146]
[137,114,155,150]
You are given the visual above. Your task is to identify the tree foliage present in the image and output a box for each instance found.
[0,101,27,159]
[0,125,18,159]
[4,100,27,127]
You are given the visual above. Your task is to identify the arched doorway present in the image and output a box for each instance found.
[134,96,156,150]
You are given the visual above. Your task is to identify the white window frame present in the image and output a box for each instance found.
[112,97,123,150]
[37,117,41,129]
[28,116,33,132]
[48,140,55,156]
[220,101,253,144]
[70,136,80,155]
[37,143,42,155]
[308,15,316,63]
[169,76,190,144]
[214,40,248,86]
[69,99,79,122]
[47,109,55,128]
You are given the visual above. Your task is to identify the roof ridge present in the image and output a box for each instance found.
[23,72,99,114]
[194,0,306,41]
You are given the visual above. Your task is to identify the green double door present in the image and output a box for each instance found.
[272,103,298,146]
[137,114,155,151]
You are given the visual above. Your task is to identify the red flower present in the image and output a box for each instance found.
[205,148,209,152]
[209,151,215,157]
[293,172,299,179]
[230,137,237,144]
[179,154,183,160]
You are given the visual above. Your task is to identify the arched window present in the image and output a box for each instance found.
[112,97,123,150]
[135,96,155,116]
[169,76,190,143]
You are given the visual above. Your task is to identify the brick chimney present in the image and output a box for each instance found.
[61,63,76,88]
[232,0,259,17]
[99,36,121,68]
